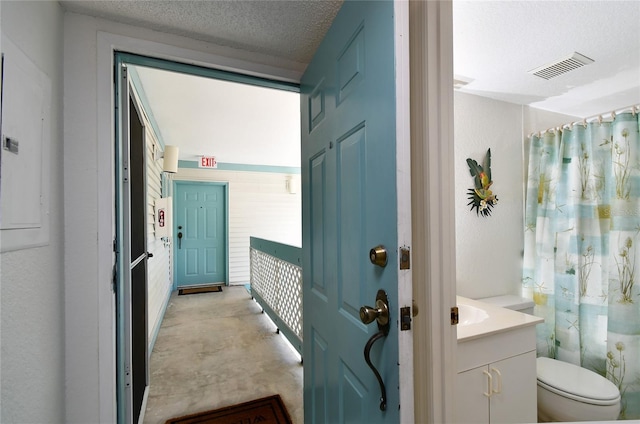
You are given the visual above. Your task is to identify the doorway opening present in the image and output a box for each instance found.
[114,52,302,423]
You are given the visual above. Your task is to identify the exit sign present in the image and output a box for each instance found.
[199,156,217,169]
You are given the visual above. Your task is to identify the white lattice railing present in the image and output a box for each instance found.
[250,237,302,355]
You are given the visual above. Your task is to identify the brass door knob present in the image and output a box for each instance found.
[359,299,389,326]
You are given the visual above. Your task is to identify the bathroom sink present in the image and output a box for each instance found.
[458,303,489,326]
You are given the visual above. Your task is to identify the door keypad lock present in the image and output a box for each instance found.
[369,245,387,267]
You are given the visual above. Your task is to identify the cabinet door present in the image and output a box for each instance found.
[455,365,490,423]
[490,351,537,423]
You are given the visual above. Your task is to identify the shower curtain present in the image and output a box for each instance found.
[523,110,640,419]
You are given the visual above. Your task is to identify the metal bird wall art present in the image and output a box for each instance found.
[466,148,498,217]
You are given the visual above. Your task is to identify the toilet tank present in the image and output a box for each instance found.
[479,295,535,315]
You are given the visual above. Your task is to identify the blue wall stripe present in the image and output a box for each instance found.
[178,160,301,174]
[127,66,166,149]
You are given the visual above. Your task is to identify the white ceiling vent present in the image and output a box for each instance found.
[528,52,594,80]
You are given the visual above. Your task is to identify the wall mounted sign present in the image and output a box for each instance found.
[198,155,217,169]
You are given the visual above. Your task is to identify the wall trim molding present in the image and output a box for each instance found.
[177,160,301,174]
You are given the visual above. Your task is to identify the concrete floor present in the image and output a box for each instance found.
[142,285,303,424]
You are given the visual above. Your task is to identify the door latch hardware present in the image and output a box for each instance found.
[451,306,459,325]
[400,306,411,331]
[3,136,19,154]
[360,291,390,327]
[360,290,390,411]
[369,245,388,267]
[399,246,410,269]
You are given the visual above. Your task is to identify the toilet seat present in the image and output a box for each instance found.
[537,357,620,406]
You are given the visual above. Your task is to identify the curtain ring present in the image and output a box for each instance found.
[569,122,574,130]
[598,115,603,125]
[611,111,616,120]
[633,106,637,117]
[582,119,588,128]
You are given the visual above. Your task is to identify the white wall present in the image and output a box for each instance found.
[0,2,65,422]
[454,92,524,299]
[454,92,578,299]
[63,11,300,422]
[174,169,302,285]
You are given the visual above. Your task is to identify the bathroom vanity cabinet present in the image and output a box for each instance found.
[455,297,543,424]
[456,351,537,423]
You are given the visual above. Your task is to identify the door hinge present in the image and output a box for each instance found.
[451,306,459,325]
[399,246,410,270]
[123,162,129,183]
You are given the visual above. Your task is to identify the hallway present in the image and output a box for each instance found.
[143,286,303,424]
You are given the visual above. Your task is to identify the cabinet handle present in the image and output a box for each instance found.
[483,370,492,397]
[491,367,502,394]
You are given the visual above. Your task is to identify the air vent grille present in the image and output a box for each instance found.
[528,52,594,80]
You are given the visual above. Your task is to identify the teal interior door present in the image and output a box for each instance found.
[174,181,227,287]
[301,1,410,422]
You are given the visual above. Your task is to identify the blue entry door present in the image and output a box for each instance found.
[174,181,227,287]
[301,1,412,423]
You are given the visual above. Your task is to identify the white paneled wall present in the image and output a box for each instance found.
[174,168,302,285]
[145,128,172,346]
[131,85,173,349]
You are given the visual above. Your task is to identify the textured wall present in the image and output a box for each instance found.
[0,1,65,422]
[454,92,524,299]
[454,92,579,299]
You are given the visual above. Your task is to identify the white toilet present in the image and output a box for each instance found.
[480,295,621,422]
[536,356,620,422]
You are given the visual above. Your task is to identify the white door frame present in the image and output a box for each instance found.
[409,2,457,422]
[94,3,455,421]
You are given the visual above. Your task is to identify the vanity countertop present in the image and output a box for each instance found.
[457,296,543,342]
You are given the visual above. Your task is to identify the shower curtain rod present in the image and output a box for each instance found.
[528,103,639,138]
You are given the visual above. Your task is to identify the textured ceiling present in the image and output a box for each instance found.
[61,0,342,66]
[59,0,640,165]
[453,0,640,117]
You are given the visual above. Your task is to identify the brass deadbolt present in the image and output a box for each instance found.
[369,245,388,267]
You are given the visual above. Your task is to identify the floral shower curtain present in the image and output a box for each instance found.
[523,110,640,419]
